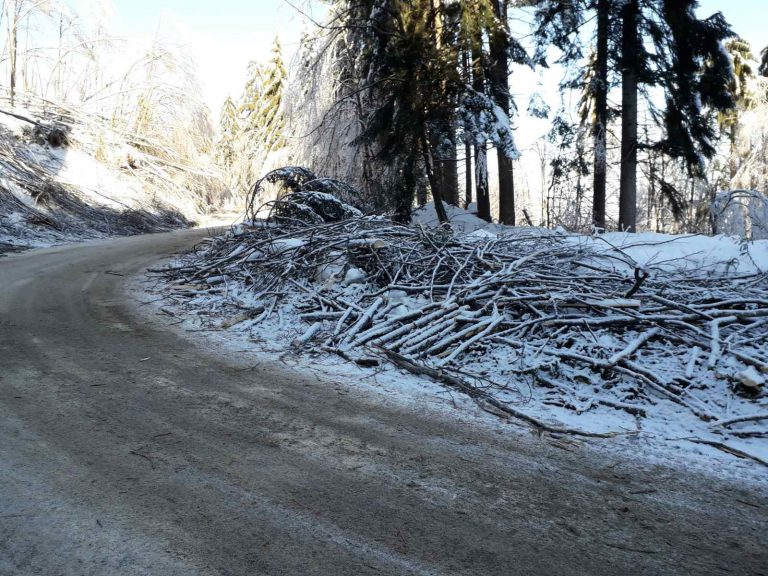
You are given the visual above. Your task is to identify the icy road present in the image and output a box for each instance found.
[0,230,765,575]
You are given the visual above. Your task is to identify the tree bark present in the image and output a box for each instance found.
[490,0,515,225]
[619,0,639,232]
[472,45,491,222]
[592,0,609,231]
[464,140,472,208]
[421,128,450,224]
[7,2,18,107]
[431,132,460,205]
[462,50,473,209]
[427,0,459,208]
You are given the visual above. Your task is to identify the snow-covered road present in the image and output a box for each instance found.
[0,231,765,575]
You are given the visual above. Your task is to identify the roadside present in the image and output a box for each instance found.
[143,189,768,476]
[1,231,765,575]
[0,95,230,256]
[136,270,768,488]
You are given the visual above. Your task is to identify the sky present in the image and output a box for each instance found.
[108,0,326,113]
[104,1,766,117]
[697,0,764,52]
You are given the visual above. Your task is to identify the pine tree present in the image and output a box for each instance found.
[215,95,239,172]
[592,0,609,230]
[490,0,516,225]
[534,0,735,232]
[457,0,526,223]
[618,0,638,232]
[760,46,768,77]
[241,38,287,155]
[303,0,523,223]
[718,39,756,180]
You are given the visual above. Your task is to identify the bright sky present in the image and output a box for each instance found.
[108,0,326,113]
[105,1,765,117]
[697,1,765,53]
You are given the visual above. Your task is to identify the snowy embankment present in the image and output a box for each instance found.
[0,102,216,254]
[149,185,768,473]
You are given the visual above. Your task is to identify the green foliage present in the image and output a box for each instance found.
[215,95,239,169]
[717,38,756,132]
[240,37,287,154]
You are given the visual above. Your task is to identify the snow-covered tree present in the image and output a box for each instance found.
[232,37,289,192]
[215,95,239,173]
[241,38,287,154]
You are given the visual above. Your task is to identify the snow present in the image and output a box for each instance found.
[412,201,503,233]
[0,103,204,252]
[147,221,768,482]
[343,267,366,285]
[571,231,768,275]
[738,366,765,389]
[271,238,305,250]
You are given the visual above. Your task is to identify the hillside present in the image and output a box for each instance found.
[0,96,226,254]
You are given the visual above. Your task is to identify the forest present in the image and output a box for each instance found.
[217,0,768,239]
[1,3,768,572]
[1,0,766,237]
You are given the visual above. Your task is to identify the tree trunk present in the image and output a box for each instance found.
[472,45,491,222]
[464,140,472,209]
[490,0,515,225]
[462,51,473,209]
[416,176,428,207]
[8,3,18,107]
[619,0,639,232]
[431,132,460,205]
[444,140,459,206]
[421,128,449,224]
[475,146,490,222]
[592,0,609,231]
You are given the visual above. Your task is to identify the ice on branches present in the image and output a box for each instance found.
[153,169,768,449]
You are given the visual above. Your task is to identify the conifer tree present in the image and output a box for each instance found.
[489,0,516,225]
[215,95,239,173]
[718,39,756,180]
[457,0,526,223]
[534,0,735,231]
[240,38,287,155]
[301,0,524,223]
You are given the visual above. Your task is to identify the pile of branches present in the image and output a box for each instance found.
[245,166,365,222]
[155,169,768,447]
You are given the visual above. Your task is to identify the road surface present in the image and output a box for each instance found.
[0,230,765,575]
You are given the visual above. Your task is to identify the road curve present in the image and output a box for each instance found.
[0,231,765,576]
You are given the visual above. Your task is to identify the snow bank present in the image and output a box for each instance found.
[411,201,504,233]
[571,231,768,275]
[0,104,197,250]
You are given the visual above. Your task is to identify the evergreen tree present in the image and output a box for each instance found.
[618,0,638,231]
[760,46,768,77]
[718,38,757,180]
[215,95,239,172]
[592,0,609,230]
[240,38,287,154]
[457,0,527,223]
[327,0,522,223]
[490,0,516,225]
[534,0,735,232]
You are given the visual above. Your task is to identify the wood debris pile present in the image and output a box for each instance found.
[154,170,768,443]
